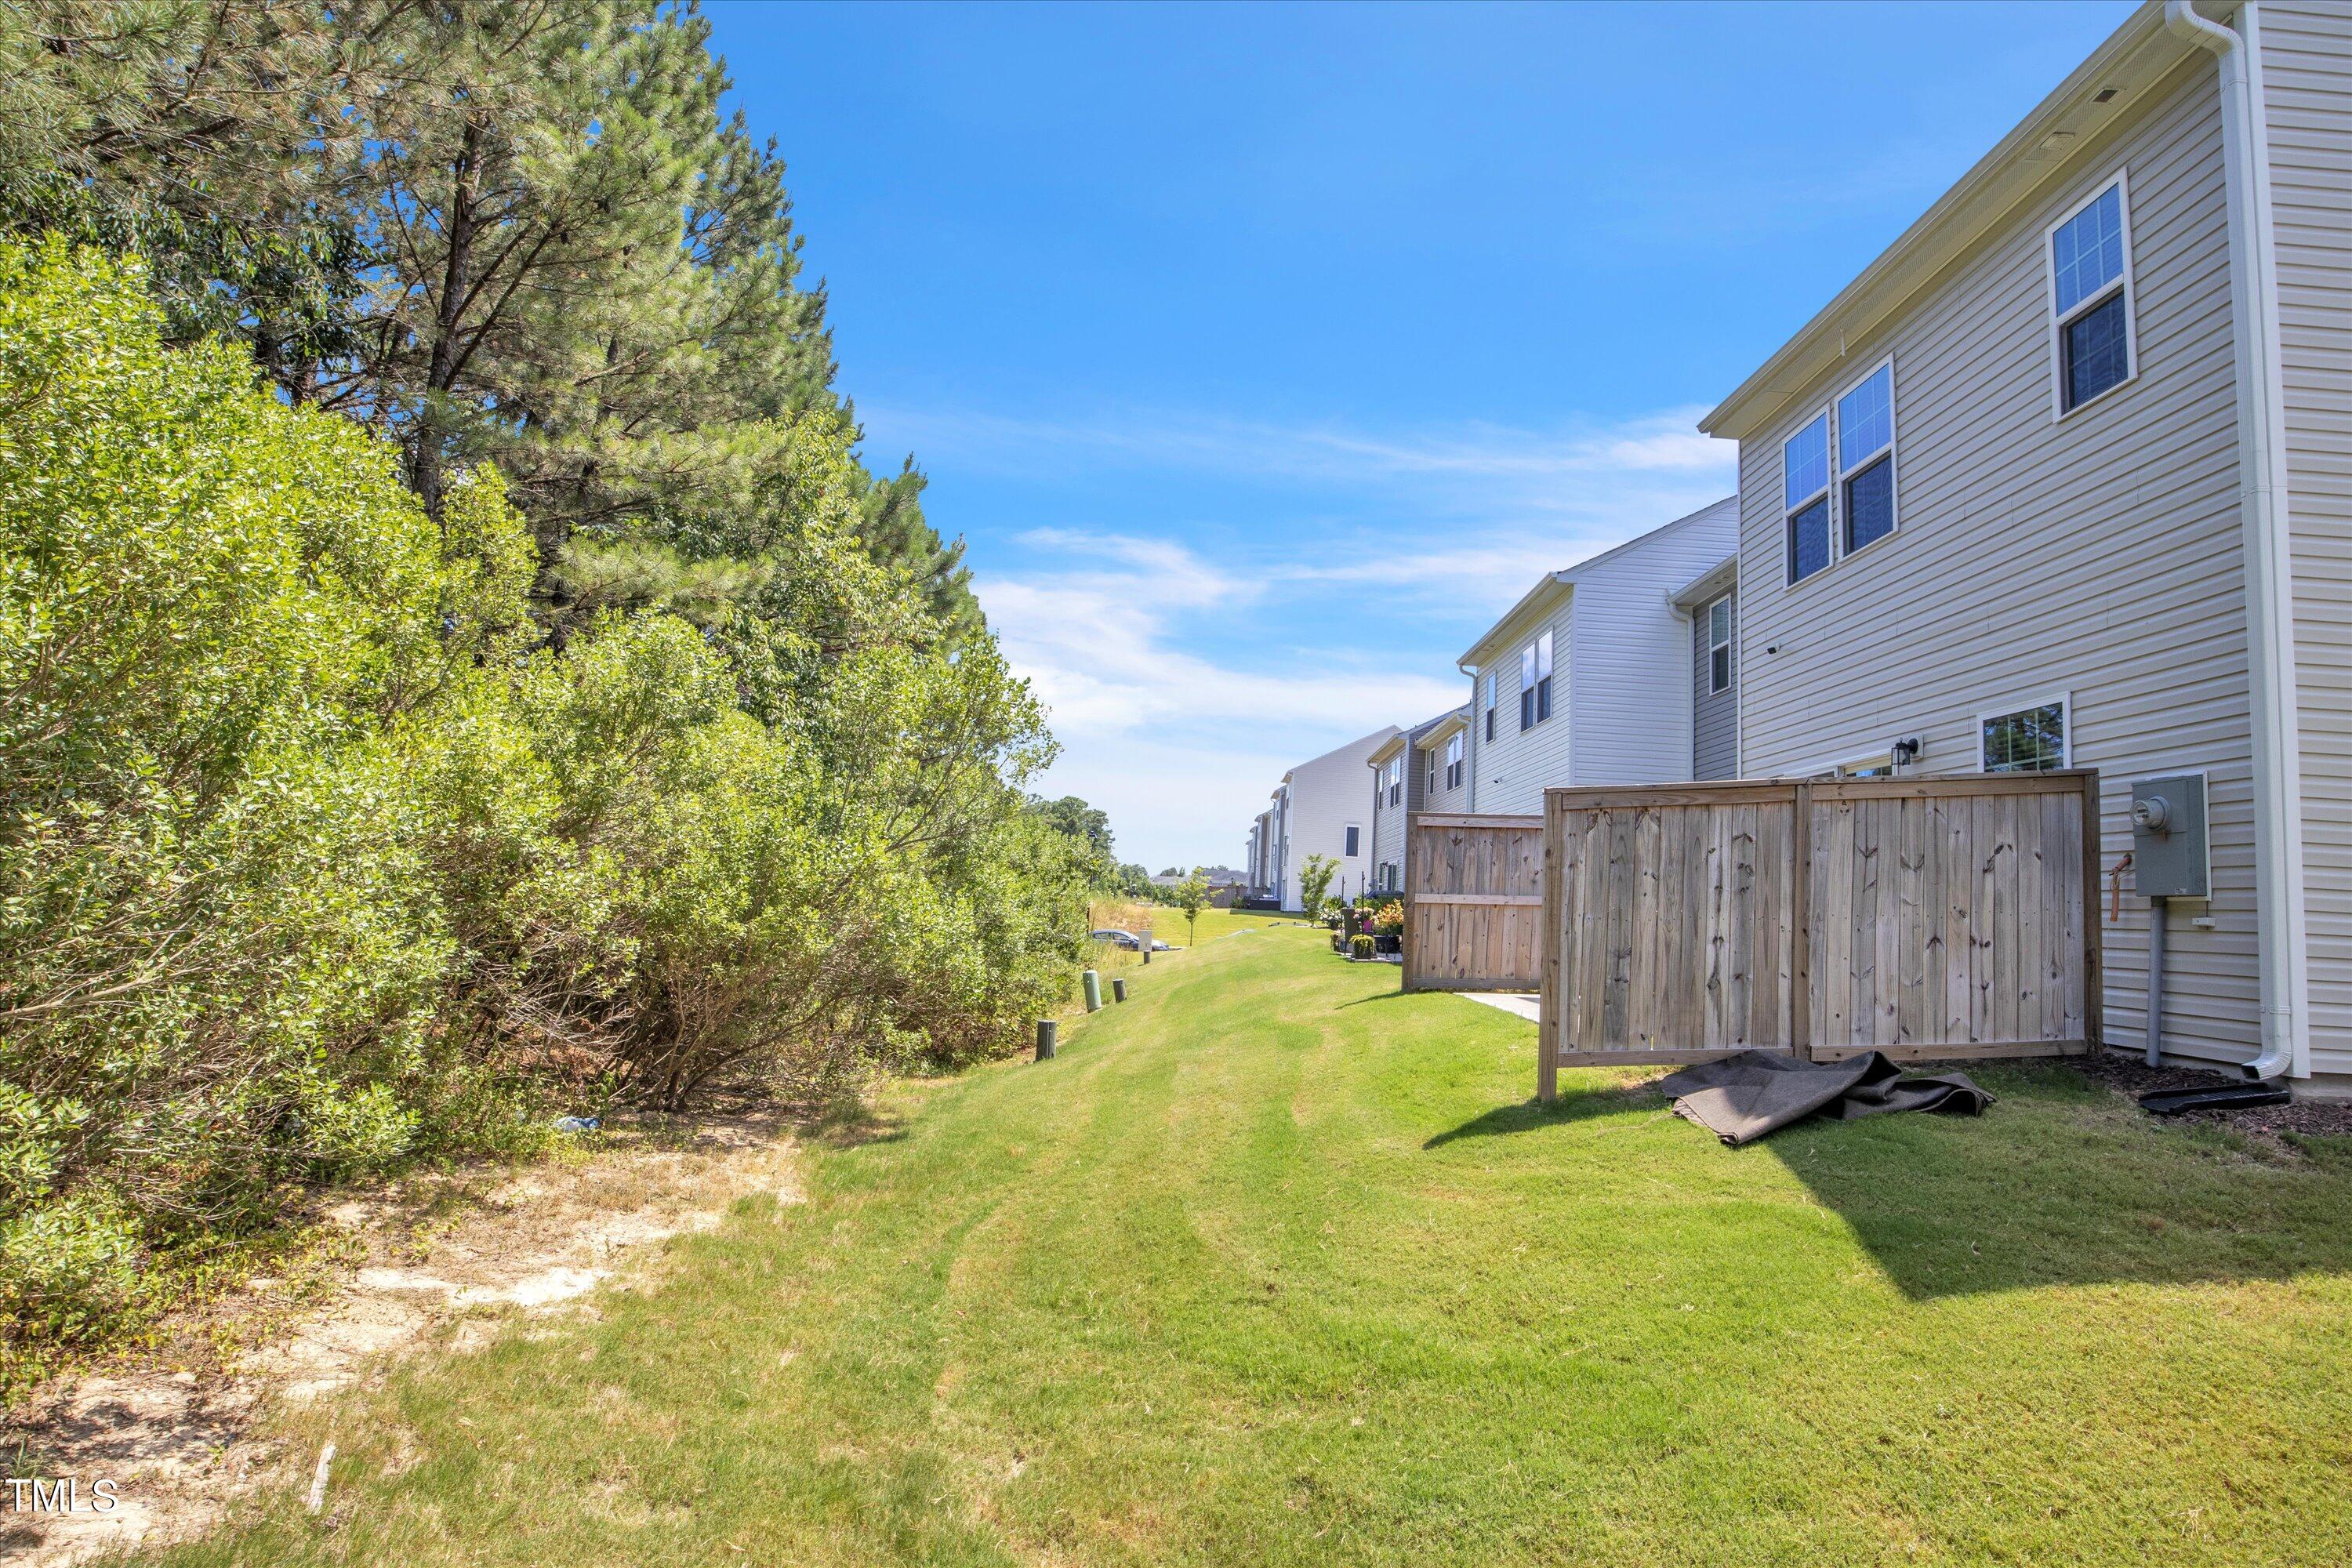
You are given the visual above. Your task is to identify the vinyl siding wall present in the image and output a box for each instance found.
[1736,59,2262,1066]
[1465,597,1575,815]
[2265,0,2352,1079]
[1693,588,1740,779]
[1564,502,1740,786]
[1277,729,1392,911]
[1367,751,1407,893]
[1420,728,1472,818]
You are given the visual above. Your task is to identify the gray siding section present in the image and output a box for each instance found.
[1692,587,1739,779]
[2266,0,2352,1078]
[1736,60,2260,1066]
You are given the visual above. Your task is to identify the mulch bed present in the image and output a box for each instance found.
[2078,1051,2352,1138]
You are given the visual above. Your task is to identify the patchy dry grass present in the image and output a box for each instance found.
[120,925,2352,1566]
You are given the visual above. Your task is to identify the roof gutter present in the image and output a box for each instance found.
[2164,1,2307,1082]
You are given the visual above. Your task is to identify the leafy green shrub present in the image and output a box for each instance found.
[0,239,1091,1358]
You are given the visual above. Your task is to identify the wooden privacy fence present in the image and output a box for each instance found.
[1538,771,2102,1100]
[1400,812,1544,992]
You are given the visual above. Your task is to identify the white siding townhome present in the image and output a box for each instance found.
[1697,0,2352,1092]
[1366,706,1472,895]
[1253,726,1398,912]
[1455,498,1742,814]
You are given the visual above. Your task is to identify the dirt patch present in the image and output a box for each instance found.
[1,1105,800,1566]
[2078,1051,2352,1139]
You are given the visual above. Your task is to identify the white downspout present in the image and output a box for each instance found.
[2165,1,2309,1081]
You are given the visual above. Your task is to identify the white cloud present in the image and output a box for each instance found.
[867,401,1736,512]
[948,401,1737,870]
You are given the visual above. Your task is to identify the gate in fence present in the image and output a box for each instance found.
[1535,772,2102,1100]
[1400,812,1544,993]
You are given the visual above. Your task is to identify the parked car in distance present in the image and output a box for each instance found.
[1089,928,1142,949]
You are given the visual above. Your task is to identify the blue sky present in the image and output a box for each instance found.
[705,0,2135,875]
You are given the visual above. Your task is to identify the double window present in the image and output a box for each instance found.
[1784,358,1899,586]
[1706,595,1733,694]
[1519,630,1553,730]
[1444,731,1465,790]
[2049,175,2135,416]
[1980,696,2068,773]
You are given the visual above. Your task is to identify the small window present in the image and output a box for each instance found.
[2049,177,2134,414]
[1706,596,1733,695]
[1837,363,1896,555]
[1385,757,1402,808]
[1981,699,2068,773]
[1344,824,1360,857]
[1445,731,1465,790]
[1784,413,1831,584]
[1425,748,1439,797]
[1482,672,1496,741]
[1519,630,1553,730]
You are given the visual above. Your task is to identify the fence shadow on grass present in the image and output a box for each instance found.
[1764,1062,2352,1299]
[1423,1082,1666,1147]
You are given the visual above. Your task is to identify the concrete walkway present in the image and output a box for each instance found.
[1457,991,1538,1022]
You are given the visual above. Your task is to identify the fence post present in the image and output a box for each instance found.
[2081,768,2103,1054]
[1789,779,1813,1062]
[1538,793,1560,1103]
[1112,977,1128,1003]
[1399,811,1417,993]
[1035,1019,1058,1060]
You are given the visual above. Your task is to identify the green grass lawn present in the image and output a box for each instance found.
[156,924,2352,1566]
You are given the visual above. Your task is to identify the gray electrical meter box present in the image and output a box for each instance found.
[2130,772,2210,899]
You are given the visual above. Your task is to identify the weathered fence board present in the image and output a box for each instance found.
[1538,771,2100,1096]
[1402,813,1544,992]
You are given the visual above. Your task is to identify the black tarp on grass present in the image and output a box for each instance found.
[1657,1048,1993,1146]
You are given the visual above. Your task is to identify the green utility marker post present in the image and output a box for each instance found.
[1035,1019,1057,1061]
[1112,978,1128,1003]
[1082,969,1102,1012]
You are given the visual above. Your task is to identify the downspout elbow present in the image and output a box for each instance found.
[2164,0,2237,57]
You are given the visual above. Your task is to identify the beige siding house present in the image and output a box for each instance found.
[1457,498,1740,815]
[1699,0,2351,1091]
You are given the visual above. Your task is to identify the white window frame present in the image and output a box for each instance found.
[1519,630,1554,730]
[1781,408,1832,586]
[1780,355,1901,590]
[1444,731,1464,790]
[1482,671,1497,741]
[1976,691,2073,774]
[1706,594,1733,695]
[1385,756,1402,808]
[2045,169,2138,422]
[1835,356,1899,559]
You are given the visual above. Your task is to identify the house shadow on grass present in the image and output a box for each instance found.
[1764,1062,2352,1299]
[1428,1061,2352,1298]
